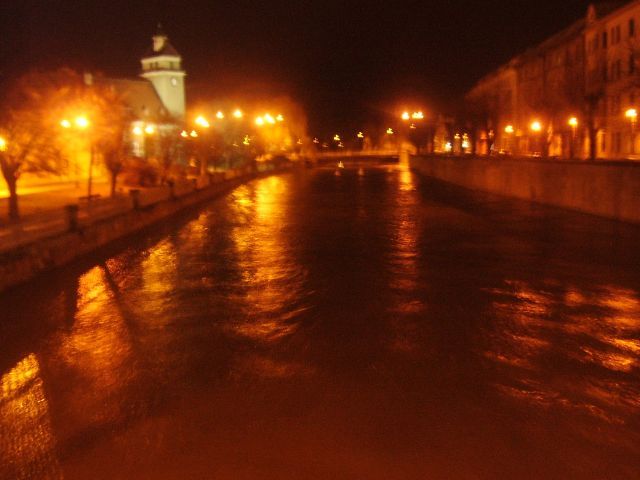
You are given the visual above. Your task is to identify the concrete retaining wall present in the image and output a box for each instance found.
[0,163,290,292]
[410,155,640,223]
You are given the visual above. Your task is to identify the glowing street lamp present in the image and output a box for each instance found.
[61,115,94,199]
[0,136,6,152]
[357,132,364,138]
[412,111,424,120]
[264,113,276,124]
[255,116,265,126]
[276,114,284,122]
[75,116,89,129]
[195,116,210,128]
[530,121,542,132]
[144,125,155,135]
[333,134,341,142]
[233,109,243,119]
[216,111,225,120]
[190,130,198,138]
[568,117,578,159]
[504,125,514,134]
[401,111,410,121]
[386,128,394,135]
[626,108,638,155]
[180,130,189,138]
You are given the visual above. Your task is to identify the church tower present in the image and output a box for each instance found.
[140,25,186,120]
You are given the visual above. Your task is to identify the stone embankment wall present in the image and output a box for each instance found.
[410,155,640,223]
[0,163,290,292]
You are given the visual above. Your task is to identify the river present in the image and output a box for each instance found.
[1,163,639,479]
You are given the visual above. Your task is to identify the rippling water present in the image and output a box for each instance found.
[1,163,639,479]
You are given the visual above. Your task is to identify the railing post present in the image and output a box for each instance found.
[65,204,79,232]
[129,189,141,210]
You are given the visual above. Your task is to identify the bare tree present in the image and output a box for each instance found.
[0,69,81,220]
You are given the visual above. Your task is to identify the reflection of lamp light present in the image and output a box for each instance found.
[333,134,341,142]
[0,136,6,152]
[357,132,364,138]
[386,128,394,135]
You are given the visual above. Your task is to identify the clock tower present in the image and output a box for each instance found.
[140,25,186,120]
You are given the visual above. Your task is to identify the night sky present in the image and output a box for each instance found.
[2,0,593,135]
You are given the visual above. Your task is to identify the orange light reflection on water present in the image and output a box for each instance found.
[54,266,136,425]
[228,176,308,347]
[484,280,640,437]
[0,354,62,480]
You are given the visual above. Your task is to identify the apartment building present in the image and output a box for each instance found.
[467,1,640,160]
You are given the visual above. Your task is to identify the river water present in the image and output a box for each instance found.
[1,163,639,479]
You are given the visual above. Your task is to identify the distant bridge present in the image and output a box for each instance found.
[315,149,406,161]
[313,149,417,165]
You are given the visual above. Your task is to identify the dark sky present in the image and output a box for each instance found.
[1,0,592,135]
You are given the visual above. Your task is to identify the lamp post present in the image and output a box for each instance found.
[530,120,542,156]
[568,117,578,159]
[61,115,94,200]
[625,108,637,156]
[504,124,514,154]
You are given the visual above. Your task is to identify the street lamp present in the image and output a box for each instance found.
[568,117,578,159]
[401,111,410,121]
[61,115,94,199]
[0,136,6,152]
[625,108,637,155]
[530,120,542,156]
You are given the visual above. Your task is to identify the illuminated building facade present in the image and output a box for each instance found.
[467,1,640,160]
[97,25,186,159]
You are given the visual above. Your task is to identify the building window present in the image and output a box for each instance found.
[631,18,636,37]
[603,31,608,48]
